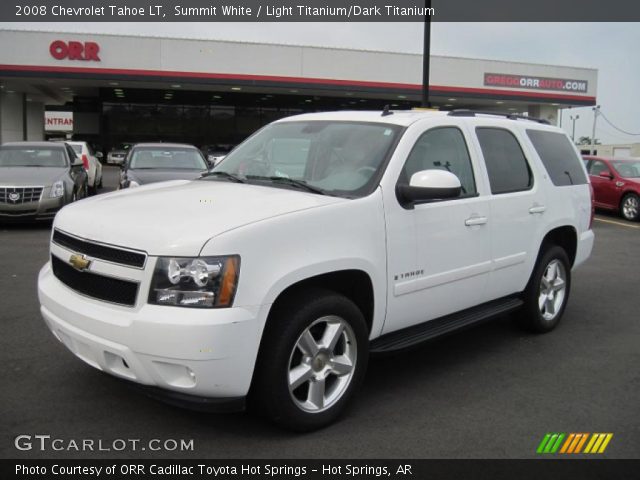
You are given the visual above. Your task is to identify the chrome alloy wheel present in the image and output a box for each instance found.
[622,195,639,220]
[538,259,567,321]
[288,316,357,413]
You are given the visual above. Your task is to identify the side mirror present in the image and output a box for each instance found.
[95,152,104,160]
[397,169,462,207]
[599,171,613,179]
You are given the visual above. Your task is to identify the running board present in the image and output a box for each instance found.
[370,297,523,353]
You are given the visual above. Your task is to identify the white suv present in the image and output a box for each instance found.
[38,110,594,431]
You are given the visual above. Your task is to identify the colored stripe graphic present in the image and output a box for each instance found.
[574,433,589,453]
[538,433,613,454]
[537,433,565,454]
[584,433,614,454]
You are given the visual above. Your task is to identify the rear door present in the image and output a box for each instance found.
[471,126,547,300]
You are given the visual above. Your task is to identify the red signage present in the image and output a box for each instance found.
[484,73,588,93]
[49,40,100,61]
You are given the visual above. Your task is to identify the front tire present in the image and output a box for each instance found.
[252,288,369,432]
[519,245,571,333]
[620,193,640,221]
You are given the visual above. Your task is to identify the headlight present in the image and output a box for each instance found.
[149,255,240,308]
[50,181,64,198]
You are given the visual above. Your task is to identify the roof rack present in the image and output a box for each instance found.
[447,109,550,125]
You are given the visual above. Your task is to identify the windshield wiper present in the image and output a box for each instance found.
[245,175,327,195]
[200,171,245,183]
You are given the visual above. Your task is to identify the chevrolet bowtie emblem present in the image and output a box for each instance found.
[69,254,91,271]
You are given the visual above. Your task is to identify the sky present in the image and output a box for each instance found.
[2,22,640,145]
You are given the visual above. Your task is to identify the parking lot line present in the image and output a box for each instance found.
[594,217,640,229]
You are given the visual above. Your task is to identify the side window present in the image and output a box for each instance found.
[400,127,477,197]
[476,128,532,194]
[588,160,610,177]
[526,129,588,186]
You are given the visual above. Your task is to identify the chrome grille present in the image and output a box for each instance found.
[53,229,147,269]
[0,186,43,204]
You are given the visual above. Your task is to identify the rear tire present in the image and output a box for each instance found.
[620,193,639,221]
[251,288,369,432]
[518,245,571,333]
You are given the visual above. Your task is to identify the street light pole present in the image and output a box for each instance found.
[422,0,432,108]
[570,114,580,143]
[591,105,601,155]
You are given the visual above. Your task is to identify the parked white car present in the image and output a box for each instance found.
[67,141,102,194]
[38,110,594,431]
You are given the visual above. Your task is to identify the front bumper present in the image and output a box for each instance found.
[38,261,264,400]
[0,195,64,221]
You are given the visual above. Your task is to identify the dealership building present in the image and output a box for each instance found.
[0,29,598,150]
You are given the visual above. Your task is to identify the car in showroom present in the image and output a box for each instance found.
[38,110,593,431]
[0,142,88,221]
[67,141,103,195]
[583,155,640,221]
[118,143,209,189]
[107,142,133,166]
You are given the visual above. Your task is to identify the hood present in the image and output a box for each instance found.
[620,177,640,186]
[0,167,66,186]
[54,179,345,256]
[129,169,207,185]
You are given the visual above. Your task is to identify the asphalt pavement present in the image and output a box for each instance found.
[1,166,638,459]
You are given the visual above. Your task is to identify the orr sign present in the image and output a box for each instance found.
[49,40,100,61]
[484,73,588,93]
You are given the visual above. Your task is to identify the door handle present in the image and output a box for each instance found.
[465,216,488,226]
[529,205,546,214]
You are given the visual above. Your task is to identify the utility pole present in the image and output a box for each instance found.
[558,108,563,128]
[570,114,580,143]
[591,105,601,154]
[421,0,432,108]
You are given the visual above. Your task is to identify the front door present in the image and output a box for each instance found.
[383,124,492,333]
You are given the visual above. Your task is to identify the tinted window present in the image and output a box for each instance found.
[527,130,588,186]
[401,127,476,196]
[476,128,532,194]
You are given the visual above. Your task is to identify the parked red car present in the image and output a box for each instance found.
[583,156,640,221]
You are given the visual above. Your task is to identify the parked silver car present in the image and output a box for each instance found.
[0,142,88,222]
[119,143,209,188]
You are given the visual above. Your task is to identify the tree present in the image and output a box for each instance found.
[578,136,601,145]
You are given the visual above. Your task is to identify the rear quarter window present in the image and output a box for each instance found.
[526,130,588,186]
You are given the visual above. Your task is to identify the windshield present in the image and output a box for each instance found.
[129,148,208,170]
[0,147,67,167]
[116,143,132,151]
[611,160,640,178]
[208,121,402,197]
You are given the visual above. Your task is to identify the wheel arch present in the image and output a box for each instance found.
[539,225,578,267]
[266,269,375,335]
